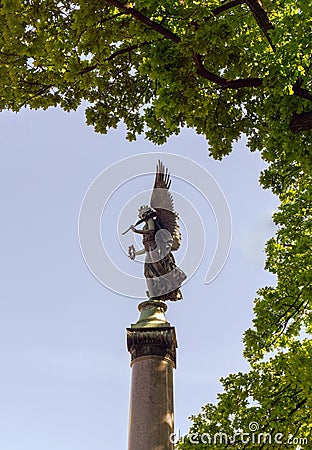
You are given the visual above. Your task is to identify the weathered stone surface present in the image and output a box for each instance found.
[127,326,177,450]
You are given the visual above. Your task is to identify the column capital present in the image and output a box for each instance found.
[126,327,177,368]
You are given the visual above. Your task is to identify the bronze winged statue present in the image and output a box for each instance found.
[123,161,187,301]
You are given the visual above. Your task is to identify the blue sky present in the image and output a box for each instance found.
[1,106,279,449]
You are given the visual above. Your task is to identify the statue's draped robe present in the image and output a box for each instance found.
[142,219,186,301]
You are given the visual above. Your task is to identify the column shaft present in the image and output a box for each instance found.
[128,356,174,450]
[127,326,177,450]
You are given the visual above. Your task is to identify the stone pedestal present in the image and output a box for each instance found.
[127,301,177,450]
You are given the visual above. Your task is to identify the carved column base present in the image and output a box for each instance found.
[131,300,170,329]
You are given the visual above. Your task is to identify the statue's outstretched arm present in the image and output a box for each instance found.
[131,218,155,235]
[131,226,154,235]
[128,245,145,260]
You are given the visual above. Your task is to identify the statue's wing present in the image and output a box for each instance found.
[150,160,181,251]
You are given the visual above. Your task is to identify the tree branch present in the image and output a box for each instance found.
[288,398,307,417]
[98,0,310,116]
[193,53,262,88]
[99,11,125,24]
[78,41,159,75]
[78,64,98,74]
[245,0,275,51]
[106,41,154,61]
[192,53,226,86]
[293,85,312,102]
[19,84,53,108]
[290,111,312,133]
[212,0,245,16]
[212,0,275,51]
[103,0,181,43]
[103,1,263,91]
[223,77,262,88]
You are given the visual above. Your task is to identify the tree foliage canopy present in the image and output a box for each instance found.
[1,0,311,447]
[0,0,312,170]
[177,160,312,448]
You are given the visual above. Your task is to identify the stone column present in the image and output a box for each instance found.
[127,300,177,450]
